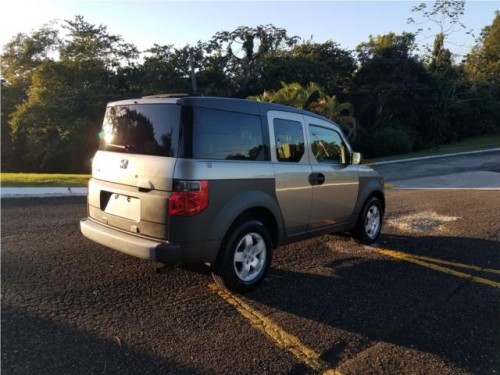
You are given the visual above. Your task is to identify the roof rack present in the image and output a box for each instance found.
[142,93,191,99]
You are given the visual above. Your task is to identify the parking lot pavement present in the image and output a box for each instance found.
[2,190,499,374]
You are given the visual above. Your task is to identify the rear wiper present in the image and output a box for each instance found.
[107,143,126,149]
[105,143,136,152]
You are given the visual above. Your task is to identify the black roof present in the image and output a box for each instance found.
[110,95,337,126]
[179,96,334,124]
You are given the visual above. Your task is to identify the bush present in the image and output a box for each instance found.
[369,126,413,157]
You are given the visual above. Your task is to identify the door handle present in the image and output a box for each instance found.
[309,173,326,186]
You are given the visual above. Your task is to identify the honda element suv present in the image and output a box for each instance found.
[80,96,385,293]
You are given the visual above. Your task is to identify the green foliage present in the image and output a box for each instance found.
[464,11,500,85]
[1,80,19,169]
[371,127,413,157]
[3,15,138,173]
[139,42,206,95]
[207,25,300,96]
[60,15,139,68]
[456,12,500,139]
[350,32,431,136]
[356,32,418,65]
[249,81,322,109]
[260,41,356,94]
[356,126,413,158]
[249,82,358,139]
[9,60,107,172]
[1,23,61,170]
[1,23,60,84]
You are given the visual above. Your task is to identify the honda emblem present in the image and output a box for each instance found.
[120,159,129,169]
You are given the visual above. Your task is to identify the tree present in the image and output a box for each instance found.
[429,32,453,73]
[138,42,205,95]
[464,11,500,86]
[408,0,469,62]
[406,0,475,144]
[60,15,138,69]
[350,32,437,154]
[1,24,60,84]
[1,79,19,169]
[459,11,500,137]
[352,32,425,130]
[1,24,60,170]
[249,82,322,108]
[207,25,300,96]
[6,16,141,172]
[197,48,232,96]
[260,41,356,94]
[9,60,105,172]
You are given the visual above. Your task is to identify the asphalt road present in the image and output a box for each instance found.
[372,150,500,181]
[2,189,499,375]
[372,150,500,189]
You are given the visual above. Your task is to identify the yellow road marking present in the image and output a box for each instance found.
[373,248,500,288]
[393,252,500,275]
[208,283,341,375]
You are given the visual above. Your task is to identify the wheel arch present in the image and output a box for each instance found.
[209,191,283,253]
[369,190,385,213]
[226,207,279,249]
[352,177,385,223]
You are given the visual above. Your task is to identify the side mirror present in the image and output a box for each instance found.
[352,152,363,165]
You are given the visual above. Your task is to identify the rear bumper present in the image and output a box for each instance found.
[80,218,182,263]
[80,218,220,264]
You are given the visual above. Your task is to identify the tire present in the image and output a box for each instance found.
[353,196,383,245]
[212,220,273,293]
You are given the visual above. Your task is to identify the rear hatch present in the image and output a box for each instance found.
[88,100,181,240]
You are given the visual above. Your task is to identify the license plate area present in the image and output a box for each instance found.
[102,192,140,221]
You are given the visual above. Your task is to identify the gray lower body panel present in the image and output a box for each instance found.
[80,218,219,263]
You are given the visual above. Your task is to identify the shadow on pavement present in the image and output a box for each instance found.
[378,233,500,272]
[246,234,499,374]
[1,305,201,375]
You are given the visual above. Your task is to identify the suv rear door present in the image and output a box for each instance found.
[88,100,181,240]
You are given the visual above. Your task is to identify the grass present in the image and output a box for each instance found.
[1,173,90,187]
[366,134,500,164]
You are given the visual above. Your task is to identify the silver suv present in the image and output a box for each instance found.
[80,96,384,293]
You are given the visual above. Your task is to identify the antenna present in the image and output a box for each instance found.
[189,47,197,95]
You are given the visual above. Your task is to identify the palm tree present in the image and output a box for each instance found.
[248,82,357,140]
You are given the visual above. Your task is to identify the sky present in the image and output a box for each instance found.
[1,1,499,59]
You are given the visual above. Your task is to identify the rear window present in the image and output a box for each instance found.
[99,104,180,157]
[182,107,265,161]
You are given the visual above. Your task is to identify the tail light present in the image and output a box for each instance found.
[168,180,209,216]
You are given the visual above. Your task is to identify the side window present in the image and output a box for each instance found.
[192,107,264,160]
[274,118,305,162]
[309,125,347,164]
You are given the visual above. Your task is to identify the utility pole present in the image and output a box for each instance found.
[189,47,197,94]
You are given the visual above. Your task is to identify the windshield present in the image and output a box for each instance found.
[99,104,180,157]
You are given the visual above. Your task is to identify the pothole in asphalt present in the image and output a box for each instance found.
[386,211,460,233]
